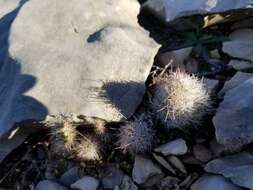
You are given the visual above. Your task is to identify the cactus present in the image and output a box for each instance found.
[117,113,154,155]
[151,70,211,128]
[50,121,77,157]
[75,136,101,161]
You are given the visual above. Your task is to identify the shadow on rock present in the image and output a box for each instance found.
[0,0,48,137]
[91,81,145,119]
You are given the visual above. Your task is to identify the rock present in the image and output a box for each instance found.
[70,176,99,190]
[36,180,68,190]
[0,0,20,18]
[223,29,253,62]
[142,174,165,188]
[213,78,253,150]
[181,155,204,166]
[231,17,253,30]
[218,71,253,97]
[119,175,138,190]
[0,125,39,162]
[167,156,187,174]
[191,175,243,190]
[228,59,253,71]
[152,153,176,175]
[101,166,124,189]
[143,0,253,24]
[205,152,253,174]
[156,47,192,68]
[154,139,188,156]
[203,78,219,94]
[159,176,180,189]
[209,138,227,157]
[0,0,159,136]
[205,152,253,189]
[132,155,162,184]
[222,165,253,189]
[180,173,199,188]
[210,50,221,59]
[193,144,212,163]
[59,167,79,187]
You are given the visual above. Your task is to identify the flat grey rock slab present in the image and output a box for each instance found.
[205,152,253,189]
[191,174,243,190]
[36,180,68,190]
[218,72,253,97]
[228,60,253,71]
[223,29,253,62]
[213,78,253,150]
[222,165,253,189]
[0,0,20,18]
[205,152,253,174]
[0,0,159,136]
[143,0,253,24]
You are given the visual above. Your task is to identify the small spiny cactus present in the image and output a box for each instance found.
[151,70,211,128]
[117,113,154,155]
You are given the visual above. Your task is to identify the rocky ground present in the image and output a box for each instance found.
[1,0,253,190]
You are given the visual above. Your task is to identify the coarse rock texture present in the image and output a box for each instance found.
[101,166,124,189]
[192,144,212,163]
[71,176,99,190]
[143,0,253,24]
[213,78,253,150]
[203,78,219,94]
[154,138,188,156]
[205,152,253,189]
[120,175,138,190]
[156,47,192,68]
[36,180,68,190]
[132,155,163,184]
[0,0,159,136]
[0,0,20,18]
[59,167,80,187]
[205,152,253,174]
[223,29,253,62]
[191,174,243,190]
[228,60,253,71]
[218,71,253,97]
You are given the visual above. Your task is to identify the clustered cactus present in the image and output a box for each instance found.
[49,118,104,161]
[48,70,211,159]
[117,113,154,155]
[150,70,211,128]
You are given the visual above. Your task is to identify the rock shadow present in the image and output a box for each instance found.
[91,81,145,119]
[0,0,48,137]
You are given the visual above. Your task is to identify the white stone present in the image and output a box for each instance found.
[143,0,253,24]
[71,176,99,190]
[36,180,68,190]
[191,175,243,190]
[223,29,253,62]
[154,138,188,156]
